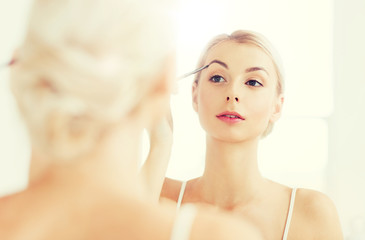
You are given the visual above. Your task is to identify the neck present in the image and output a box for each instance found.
[28,122,144,196]
[199,135,266,208]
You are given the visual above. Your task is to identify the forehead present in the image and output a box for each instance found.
[204,40,276,74]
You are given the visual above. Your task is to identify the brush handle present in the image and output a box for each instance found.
[178,64,209,80]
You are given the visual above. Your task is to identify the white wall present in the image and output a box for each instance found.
[329,0,365,238]
[0,0,32,196]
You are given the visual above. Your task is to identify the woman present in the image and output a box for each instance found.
[0,1,264,239]
[161,30,343,239]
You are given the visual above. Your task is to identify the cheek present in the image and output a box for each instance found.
[243,93,274,123]
[198,88,214,115]
[196,86,222,126]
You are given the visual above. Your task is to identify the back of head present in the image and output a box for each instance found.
[11,0,176,161]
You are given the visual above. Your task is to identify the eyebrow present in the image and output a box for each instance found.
[207,59,229,69]
[208,60,268,76]
[245,66,269,76]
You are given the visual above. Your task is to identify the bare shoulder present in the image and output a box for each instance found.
[0,196,14,239]
[160,177,183,202]
[291,188,343,239]
[295,188,339,222]
[0,192,37,240]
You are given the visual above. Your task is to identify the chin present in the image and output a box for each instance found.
[210,131,256,143]
[202,122,263,143]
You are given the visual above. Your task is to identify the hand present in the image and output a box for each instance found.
[140,104,174,202]
[147,106,173,149]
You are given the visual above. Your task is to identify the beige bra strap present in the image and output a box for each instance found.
[170,204,197,240]
[176,181,187,210]
[282,188,297,240]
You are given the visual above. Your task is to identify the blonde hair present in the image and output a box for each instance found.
[194,30,284,137]
[11,0,176,161]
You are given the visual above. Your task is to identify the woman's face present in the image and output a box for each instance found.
[193,41,283,142]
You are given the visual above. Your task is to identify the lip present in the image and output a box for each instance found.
[216,111,245,124]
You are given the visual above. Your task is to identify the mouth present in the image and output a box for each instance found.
[216,111,245,123]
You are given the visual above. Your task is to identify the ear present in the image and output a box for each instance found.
[270,94,284,123]
[192,81,198,113]
[10,48,20,65]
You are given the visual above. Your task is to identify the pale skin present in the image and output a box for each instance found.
[161,41,343,239]
[0,53,263,239]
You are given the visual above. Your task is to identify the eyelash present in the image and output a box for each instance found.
[209,75,263,87]
[209,75,225,83]
[246,79,263,87]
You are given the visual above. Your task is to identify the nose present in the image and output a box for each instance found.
[226,96,239,102]
[225,79,241,103]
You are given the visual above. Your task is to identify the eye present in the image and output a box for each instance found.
[245,79,263,87]
[209,75,225,83]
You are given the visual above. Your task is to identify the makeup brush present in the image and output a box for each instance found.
[178,64,209,80]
